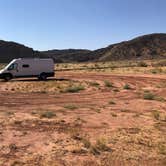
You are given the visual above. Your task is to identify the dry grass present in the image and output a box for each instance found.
[55,59,166,74]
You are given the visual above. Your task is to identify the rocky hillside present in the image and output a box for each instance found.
[41,33,166,62]
[0,40,35,63]
[0,33,165,63]
[97,33,166,61]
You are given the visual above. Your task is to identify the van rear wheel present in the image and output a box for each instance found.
[38,73,47,81]
[4,74,12,81]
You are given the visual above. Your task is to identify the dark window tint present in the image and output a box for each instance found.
[22,64,29,68]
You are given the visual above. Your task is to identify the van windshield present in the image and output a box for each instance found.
[7,63,18,71]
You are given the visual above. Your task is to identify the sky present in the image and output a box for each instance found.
[0,0,165,51]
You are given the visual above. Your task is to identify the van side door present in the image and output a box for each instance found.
[19,63,32,76]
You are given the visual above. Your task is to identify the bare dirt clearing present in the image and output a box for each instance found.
[0,72,166,166]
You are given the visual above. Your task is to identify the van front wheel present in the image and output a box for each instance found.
[4,74,12,81]
[38,73,47,81]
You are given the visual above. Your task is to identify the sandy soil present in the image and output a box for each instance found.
[0,72,166,166]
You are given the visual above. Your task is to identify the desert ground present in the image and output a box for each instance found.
[0,60,166,166]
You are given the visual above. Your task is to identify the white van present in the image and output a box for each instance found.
[0,58,55,81]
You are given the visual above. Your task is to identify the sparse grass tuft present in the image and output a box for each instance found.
[151,68,163,74]
[64,104,78,110]
[120,109,131,112]
[137,61,148,67]
[90,145,101,155]
[123,84,132,90]
[108,100,116,105]
[95,109,101,113]
[152,110,160,120]
[111,112,117,117]
[95,137,110,151]
[104,80,113,88]
[158,143,166,155]
[143,92,165,102]
[69,128,81,140]
[113,88,120,92]
[40,111,56,119]
[143,92,155,100]
[82,138,91,149]
[71,145,88,154]
[63,85,85,93]
[155,96,166,102]
[89,81,100,87]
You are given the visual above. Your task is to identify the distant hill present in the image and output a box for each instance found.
[40,49,91,63]
[0,33,166,63]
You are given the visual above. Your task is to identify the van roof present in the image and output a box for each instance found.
[16,58,53,60]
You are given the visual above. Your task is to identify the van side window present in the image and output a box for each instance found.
[22,64,29,68]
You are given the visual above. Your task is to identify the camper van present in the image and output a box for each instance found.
[0,58,54,81]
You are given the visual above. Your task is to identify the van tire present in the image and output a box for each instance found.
[4,74,13,81]
[38,73,47,81]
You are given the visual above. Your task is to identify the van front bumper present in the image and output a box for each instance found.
[0,73,6,79]
[0,73,3,79]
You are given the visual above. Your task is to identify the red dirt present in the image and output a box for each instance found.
[0,72,165,165]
